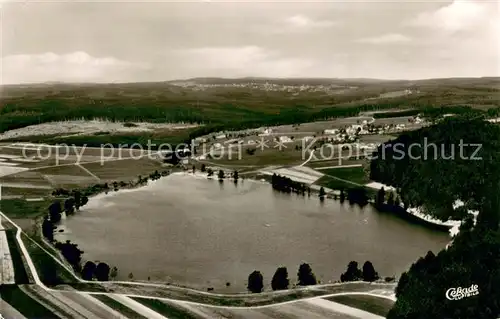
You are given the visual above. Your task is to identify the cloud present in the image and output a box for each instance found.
[174,46,314,78]
[409,0,493,32]
[356,33,411,44]
[254,14,337,34]
[1,51,149,84]
[405,0,499,73]
[284,15,336,29]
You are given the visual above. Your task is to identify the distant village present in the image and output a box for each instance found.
[170,81,356,94]
[192,115,426,158]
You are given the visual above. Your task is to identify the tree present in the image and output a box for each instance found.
[389,228,500,318]
[48,201,62,223]
[42,217,55,242]
[319,187,326,200]
[395,196,401,207]
[371,118,500,318]
[218,169,225,180]
[340,189,346,202]
[376,187,386,207]
[81,196,89,207]
[362,261,379,282]
[55,240,83,271]
[233,170,239,181]
[94,262,110,281]
[74,190,82,210]
[64,197,75,215]
[387,192,395,206]
[207,168,214,177]
[247,270,264,293]
[128,272,134,280]
[297,263,317,286]
[271,267,289,291]
[81,261,96,280]
[110,266,118,280]
[340,261,362,282]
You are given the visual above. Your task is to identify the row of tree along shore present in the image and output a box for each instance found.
[271,173,371,206]
[246,260,393,293]
[41,169,175,284]
[269,172,454,232]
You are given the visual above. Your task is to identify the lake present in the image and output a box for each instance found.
[55,172,450,292]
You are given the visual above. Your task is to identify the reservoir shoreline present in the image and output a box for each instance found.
[55,171,450,292]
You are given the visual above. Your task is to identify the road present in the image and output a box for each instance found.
[298,149,316,167]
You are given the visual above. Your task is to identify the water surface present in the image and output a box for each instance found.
[56,173,450,291]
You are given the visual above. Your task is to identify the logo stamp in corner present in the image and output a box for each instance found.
[445,284,479,301]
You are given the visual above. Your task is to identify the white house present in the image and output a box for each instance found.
[324,129,339,135]
[279,136,293,143]
[194,137,207,143]
[224,138,239,144]
[346,125,362,135]
[260,128,273,135]
[215,134,226,140]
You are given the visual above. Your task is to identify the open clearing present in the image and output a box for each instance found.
[0,120,200,141]
[319,166,370,185]
[204,143,306,167]
[81,158,164,181]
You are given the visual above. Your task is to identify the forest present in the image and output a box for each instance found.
[369,116,500,318]
[1,78,499,136]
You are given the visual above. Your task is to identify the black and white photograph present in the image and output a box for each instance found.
[0,1,499,318]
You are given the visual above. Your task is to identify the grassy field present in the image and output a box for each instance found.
[314,165,378,198]
[80,157,164,181]
[0,198,51,219]
[206,144,306,167]
[306,157,366,168]
[314,166,370,190]
[325,294,395,317]
[315,176,361,190]
[132,297,199,319]
[92,294,148,319]
[1,186,51,198]
[320,166,370,185]
[21,233,77,285]
[0,285,59,318]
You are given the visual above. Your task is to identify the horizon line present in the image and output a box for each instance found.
[1,75,499,87]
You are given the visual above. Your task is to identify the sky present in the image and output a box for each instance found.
[0,0,499,84]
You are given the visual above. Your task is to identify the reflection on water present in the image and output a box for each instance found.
[55,173,450,292]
